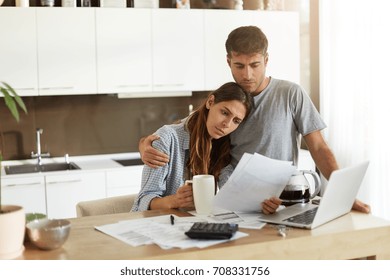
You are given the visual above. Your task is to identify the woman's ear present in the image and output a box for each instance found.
[206,95,215,109]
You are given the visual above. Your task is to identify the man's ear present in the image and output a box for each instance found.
[206,95,215,109]
[264,53,269,67]
[226,55,232,68]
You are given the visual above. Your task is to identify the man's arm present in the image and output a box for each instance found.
[304,131,370,213]
[139,134,169,168]
[303,130,338,180]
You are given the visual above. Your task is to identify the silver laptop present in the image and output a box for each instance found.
[258,161,369,229]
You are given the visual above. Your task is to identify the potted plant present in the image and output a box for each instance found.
[0,81,28,260]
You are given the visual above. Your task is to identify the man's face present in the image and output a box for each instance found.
[227,51,268,95]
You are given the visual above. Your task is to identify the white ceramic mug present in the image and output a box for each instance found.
[186,175,215,215]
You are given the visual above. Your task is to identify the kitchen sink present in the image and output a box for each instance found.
[114,158,143,167]
[4,162,81,175]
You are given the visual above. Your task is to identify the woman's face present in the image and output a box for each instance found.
[206,95,247,139]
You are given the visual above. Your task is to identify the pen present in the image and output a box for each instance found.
[170,215,175,225]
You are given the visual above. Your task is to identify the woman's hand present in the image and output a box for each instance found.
[150,183,194,210]
[261,197,282,215]
[172,183,195,209]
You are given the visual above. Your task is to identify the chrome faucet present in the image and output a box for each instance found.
[31,128,50,165]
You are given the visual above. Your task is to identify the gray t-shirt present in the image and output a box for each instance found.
[229,77,326,167]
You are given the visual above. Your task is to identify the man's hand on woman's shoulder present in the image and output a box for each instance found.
[139,134,169,168]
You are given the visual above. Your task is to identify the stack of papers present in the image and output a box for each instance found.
[95,215,248,250]
[214,153,296,212]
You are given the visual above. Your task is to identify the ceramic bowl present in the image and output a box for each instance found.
[26,218,71,250]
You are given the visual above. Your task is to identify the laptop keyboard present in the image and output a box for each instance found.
[283,207,318,225]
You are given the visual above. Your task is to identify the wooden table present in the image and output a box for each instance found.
[20,209,390,260]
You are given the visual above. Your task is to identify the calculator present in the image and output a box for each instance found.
[185,222,238,240]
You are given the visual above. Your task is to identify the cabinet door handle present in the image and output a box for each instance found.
[3,182,42,187]
[39,86,74,90]
[116,84,149,88]
[13,87,37,91]
[153,83,184,88]
[46,179,82,185]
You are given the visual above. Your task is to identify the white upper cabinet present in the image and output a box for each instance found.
[204,10,300,90]
[151,9,204,92]
[36,8,97,95]
[96,8,152,94]
[204,9,254,90]
[1,8,298,96]
[0,8,38,96]
[249,11,300,84]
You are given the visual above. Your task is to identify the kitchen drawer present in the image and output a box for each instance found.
[1,176,46,214]
[45,171,106,219]
[106,166,143,188]
[106,166,143,197]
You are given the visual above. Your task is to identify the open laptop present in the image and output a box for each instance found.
[258,161,369,229]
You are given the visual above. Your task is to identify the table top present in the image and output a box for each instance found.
[20,209,390,260]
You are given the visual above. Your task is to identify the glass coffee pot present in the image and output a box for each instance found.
[279,170,321,206]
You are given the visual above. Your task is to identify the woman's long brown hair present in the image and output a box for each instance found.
[186,82,252,182]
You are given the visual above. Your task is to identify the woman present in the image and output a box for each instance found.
[131,82,253,211]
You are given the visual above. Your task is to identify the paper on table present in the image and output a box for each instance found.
[213,153,296,212]
[95,215,248,250]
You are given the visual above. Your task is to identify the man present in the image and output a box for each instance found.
[139,26,370,214]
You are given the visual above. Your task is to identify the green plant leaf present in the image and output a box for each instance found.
[0,87,20,122]
[2,82,27,113]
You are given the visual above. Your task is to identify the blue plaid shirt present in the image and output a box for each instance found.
[131,121,190,212]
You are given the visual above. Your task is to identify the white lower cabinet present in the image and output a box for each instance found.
[106,166,143,197]
[45,172,106,219]
[1,176,46,215]
[1,164,143,219]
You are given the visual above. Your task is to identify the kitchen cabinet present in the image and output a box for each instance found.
[45,171,106,219]
[36,8,97,95]
[248,11,300,84]
[96,8,203,96]
[151,9,204,92]
[203,10,300,90]
[95,8,153,94]
[1,154,143,219]
[106,166,143,197]
[1,8,299,96]
[0,8,38,96]
[203,9,254,90]
[1,176,46,215]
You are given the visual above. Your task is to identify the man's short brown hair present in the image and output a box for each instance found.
[225,26,268,57]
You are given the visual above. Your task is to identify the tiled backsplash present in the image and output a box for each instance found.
[0,93,208,160]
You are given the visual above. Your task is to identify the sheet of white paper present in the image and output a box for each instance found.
[214,153,296,212]
[95,219,154,247]
[95,215,248,250]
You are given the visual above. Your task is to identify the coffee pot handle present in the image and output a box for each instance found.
[301,170,321,199]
